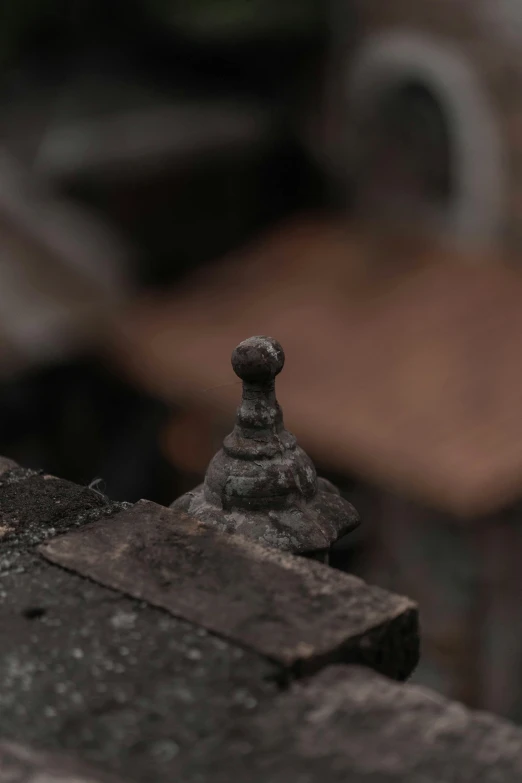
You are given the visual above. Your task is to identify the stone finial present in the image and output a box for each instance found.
[171,336,359,559]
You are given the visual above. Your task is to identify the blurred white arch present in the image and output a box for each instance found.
[347,29,505,248]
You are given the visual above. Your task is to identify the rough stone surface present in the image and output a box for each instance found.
[0,551,280,783]
[2,456,522,783]
[0,457,19,478]
[41,500,419,680]
[0,740,125,782]
[171,336,359,556]
[184,664,522,783]
[0,469,125,574]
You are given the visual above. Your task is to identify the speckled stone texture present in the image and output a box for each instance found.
[4,455,522,782]
[184,664,522,783]
[0,551,280,783]
[0,462,125,575]
[0,457,417,782]
[0,458,18,478]
[41,500,419,681]
[0,740,125,782]
[0,460,280,782]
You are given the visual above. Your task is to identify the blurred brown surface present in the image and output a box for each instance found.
[109,213,522,517]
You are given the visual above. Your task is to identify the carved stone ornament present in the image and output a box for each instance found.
[171,336,359,557]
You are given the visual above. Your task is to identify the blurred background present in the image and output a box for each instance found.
[3,0,522,724]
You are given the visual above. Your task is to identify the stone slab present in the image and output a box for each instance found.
[40,500,419,680]
[187,664,522,783]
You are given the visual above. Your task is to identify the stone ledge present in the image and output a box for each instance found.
[4,457,521,782]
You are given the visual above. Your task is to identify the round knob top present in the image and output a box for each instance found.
[231,336,285,383]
